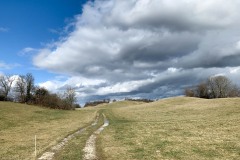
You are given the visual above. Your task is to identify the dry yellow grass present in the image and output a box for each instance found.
[3,97,239,160]
[100,97,240,160]
[0,102,97,160]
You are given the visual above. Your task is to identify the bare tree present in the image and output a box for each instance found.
[185,75,239,99]
[207,77,217,98]
[64,87,77,109]
[196,82,208,98]
[208,76,232,98]
[228,84,240,97]
[15,75,26,102]
[0,75,15,100]
[184,88,195,97]
[25,73,35,103]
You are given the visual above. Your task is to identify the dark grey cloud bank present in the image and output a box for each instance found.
[34,0,240,103]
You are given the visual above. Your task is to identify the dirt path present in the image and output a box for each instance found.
[38,114,100,160]
[83,114,109,160]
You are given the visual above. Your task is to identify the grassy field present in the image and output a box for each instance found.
[0,102,97,160]
[1,97,240,160]
[99,97,240,160]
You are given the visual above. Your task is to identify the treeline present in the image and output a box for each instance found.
[84,98,155,107]
[185,75,240,98]
[84,99,110,107]
[125,98,154,103]
[0,73,78,110]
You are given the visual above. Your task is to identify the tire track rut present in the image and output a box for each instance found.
[38,113,100,160]
[83,114,109,160]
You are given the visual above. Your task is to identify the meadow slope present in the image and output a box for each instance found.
[100,97,240,160]
[1,97,240,160]
[0,102,97,160]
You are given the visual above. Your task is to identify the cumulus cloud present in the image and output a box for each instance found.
[33,0,240,103]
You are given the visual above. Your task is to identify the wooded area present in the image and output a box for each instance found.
[0,73,78,110]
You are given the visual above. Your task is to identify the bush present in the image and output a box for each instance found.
[0,95,5,101]
[74,104,81,108]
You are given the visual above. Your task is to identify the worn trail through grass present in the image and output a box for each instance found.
[83,113,109,160]
[50,111,108,160]
[38,113,101,160]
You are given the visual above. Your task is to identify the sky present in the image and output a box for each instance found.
[1,0,240,104]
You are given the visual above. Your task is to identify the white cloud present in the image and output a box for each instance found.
[229,67,240,74]
[236,41,240,50]
[167,67,180,73]
[32,0,240,102]
[0,61,20,70]
[38,80,61,92]
[38,76,106,93]
[96,79,154,95]
[19,47,39,56]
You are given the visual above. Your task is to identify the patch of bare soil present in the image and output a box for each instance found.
[83,114,109,160]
